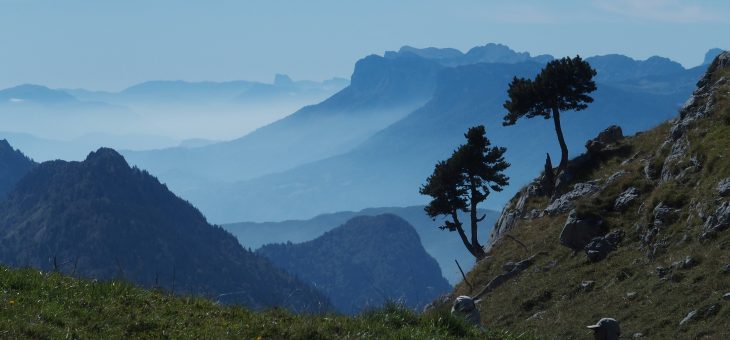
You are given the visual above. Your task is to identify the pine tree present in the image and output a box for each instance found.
[420,125,509,260]
[503,55,597,176]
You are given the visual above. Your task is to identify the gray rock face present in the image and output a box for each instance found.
[559,209,606,251]
[702,201,730,238]
[451,295,481,326]
[606,170,627,185]
[660,137,689,181]
[545,181,602,216]
[614,187,639,211]
[585,230,624,262]
[717,178,730,196]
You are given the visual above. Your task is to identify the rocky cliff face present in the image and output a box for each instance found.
[441,51,730,338]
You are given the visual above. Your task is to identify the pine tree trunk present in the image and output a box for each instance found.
[551,107,569,176]
[452,211,486,260]
[469,176,482,250]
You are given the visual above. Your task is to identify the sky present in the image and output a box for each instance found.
[0,0,728,91]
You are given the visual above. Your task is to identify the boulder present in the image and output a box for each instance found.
[717,178,730,196]
[586,125,624,154]
[559,210,606,251]
[584,230,624,262]
[614,187,639,211]
[451,295,481,326]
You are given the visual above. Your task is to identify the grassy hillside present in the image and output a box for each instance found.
[437,53,730,338]
[0,265,524,339]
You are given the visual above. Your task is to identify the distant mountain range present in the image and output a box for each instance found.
[122,54,442,187]
[224,206,499,285]
[257,214,451,314]
[127,44,715,224]
[0,145,330,312]
[0,76,349,161]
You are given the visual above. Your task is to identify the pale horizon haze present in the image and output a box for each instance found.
[0,0,728,91]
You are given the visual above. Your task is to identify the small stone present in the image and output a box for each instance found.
[633,333,644,338]
[723,264,730,273]
[580,280,595,292]
[626,292,638,300]
[671,256,698,270]
[542,260,558,271]
[722,293,730,300]
[656,266,670,277]
[526,310,546,321]
[679,310,697,326]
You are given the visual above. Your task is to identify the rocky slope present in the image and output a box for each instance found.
[257,214,451,314]
[436,51,730,338]
[0,148,330,312]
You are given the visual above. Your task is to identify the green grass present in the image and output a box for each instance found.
[437,68,730,338]
[0,266,525,339]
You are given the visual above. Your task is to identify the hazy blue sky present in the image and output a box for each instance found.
[0,0,727,90]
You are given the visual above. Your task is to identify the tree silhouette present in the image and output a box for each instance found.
[420,125,509,260]
[503,55,597,176]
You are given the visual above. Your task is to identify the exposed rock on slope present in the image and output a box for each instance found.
[257,214,451,314]
[0,148,330,312]
[442,51,730,338]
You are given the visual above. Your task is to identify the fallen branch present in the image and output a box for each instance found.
[455,259,473,290]
[472,253,544,300]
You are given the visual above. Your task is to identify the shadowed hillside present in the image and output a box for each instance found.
[0,148,329,312]
[258,214,452,314]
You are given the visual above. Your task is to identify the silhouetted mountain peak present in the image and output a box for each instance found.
[83,147,130,173]
[386,43,554,66]
[704,48,725,65]
[396,45,464,60]
[586,54,686,82]
[273,74,294,87]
